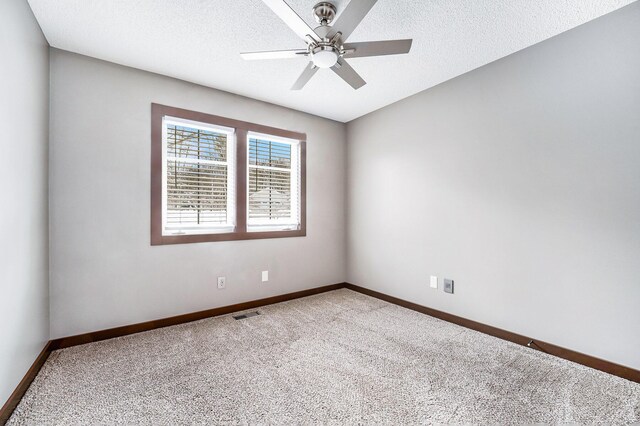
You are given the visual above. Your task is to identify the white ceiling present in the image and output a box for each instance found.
[28,0,635,122]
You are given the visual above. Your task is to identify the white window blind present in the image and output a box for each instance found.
[247,132,300,231]
[162,117,235,235]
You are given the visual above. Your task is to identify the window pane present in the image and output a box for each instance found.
[249,138,291,168]
[167,125,227,162]
[248,168,291,220]
[167,161,228,226]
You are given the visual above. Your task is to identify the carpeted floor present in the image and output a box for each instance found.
[8,289,640,424]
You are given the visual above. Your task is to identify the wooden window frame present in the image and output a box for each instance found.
[151,103,306,245]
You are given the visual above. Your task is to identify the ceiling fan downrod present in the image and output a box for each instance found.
[312,2,337,26]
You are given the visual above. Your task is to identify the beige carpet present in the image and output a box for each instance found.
[9,289,640,424]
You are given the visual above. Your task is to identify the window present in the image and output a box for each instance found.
[151,104,306,244]
[163,118,235,235]
[247,133,300,231]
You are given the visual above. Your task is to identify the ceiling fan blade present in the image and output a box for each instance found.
[343,39,412,58]
[331,58,366,89]
[241,49,308,60]
[261,0,321,43]
[328,0,378,41]
[291,62,319,90]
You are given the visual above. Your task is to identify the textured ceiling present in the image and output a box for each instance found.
[28,0,635,122]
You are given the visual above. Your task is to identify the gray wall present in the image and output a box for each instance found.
[0,0,50,406]
[347,3,640,370]
[49,50,347,338]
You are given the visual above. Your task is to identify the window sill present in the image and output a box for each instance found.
[162,226,236,236]
[247,224,300,232]
[151,229,306,245]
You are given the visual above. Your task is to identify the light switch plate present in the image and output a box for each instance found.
[261,271,269,282]
[430,276,438,289]
[444,278,454,294]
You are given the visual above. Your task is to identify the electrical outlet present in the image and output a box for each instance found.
[261,271,269,282]
[217,276,226,289]
[444,278,454,294]
[430,276,438,289]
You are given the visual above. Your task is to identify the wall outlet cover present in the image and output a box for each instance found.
[430,276,438,289]
[261,271,269,282]
[444,278,454,294]
[217,276,226,289]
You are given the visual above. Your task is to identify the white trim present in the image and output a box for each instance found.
[226,131,236,227]
[165,224,235,235]
[164,116,235,135]
[291,143,300,226]
[247,131,300,146]
[249,164,291,172]
[247,223,300,232]
[165,156,228,167]
[161,119,168,233]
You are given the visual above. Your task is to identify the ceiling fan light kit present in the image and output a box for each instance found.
[241,0,413,90]
[311,45,339,68]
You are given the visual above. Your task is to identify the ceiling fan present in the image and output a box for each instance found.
[241,0,412,90]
